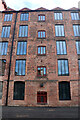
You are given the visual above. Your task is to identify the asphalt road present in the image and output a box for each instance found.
[1,106,79,119]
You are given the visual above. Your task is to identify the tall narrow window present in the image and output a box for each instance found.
[71,13,80,20]
[15,60,26,75]
[73,25,80,36]
[76,41,80,54]
[59,82,71,100]
[55,25,64,36]
[58,59,69,76]
[20,13,29,21]
[37,66,46,77]
[1,26,11,38]
[56,41,67,55]
[0,82,3,99]
[17,41,27,55]
[0,60,6,76]
[0,42,8,55]
[13,82,25,100]
[19,25,28,37]
[38,31,46,38]
[78,59,80,74]
[4,14,13,21]
[54,13,63,20]
[38,46,46,55]
[37,91,47,104]
[38,15,45,21]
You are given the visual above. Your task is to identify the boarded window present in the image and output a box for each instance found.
[4,14,13,21]
[19,25,28,37]
[38,46,46,55]
[38,31,46,38]
[73,25,80,36]
[17,41,27,55]
[37,66,46,77]
[56,41,67,55]
[55,25,64,36]
[38,15,45,21]
[58,59,69,76]
[59,82,71,100]
[76,41,80,54]
[0,82,3,99]
[37,91,47,104]
[1,26,11,38]
[0,42,8,55]
[71,13,80,20]
[54,13,63,20]
[0,60,6,76]
[20,13,29,21]
[13,82,25,100]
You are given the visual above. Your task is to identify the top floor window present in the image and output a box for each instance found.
[38,15,45,21]
[71,13,80,20]
[20,13,29,21]
[54,13,63,20]
[38,31,46,38]
[55,25,64,37]
[4,14,13,21]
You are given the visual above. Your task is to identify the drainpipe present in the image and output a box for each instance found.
[5,12,17,106]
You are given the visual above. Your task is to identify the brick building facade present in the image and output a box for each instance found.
[0,6,80,106]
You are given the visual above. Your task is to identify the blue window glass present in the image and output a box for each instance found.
[76,41,80,54]
[71,13,80,20]
[0,42,8,55]
[37,66,46,76]
[38,15,45,21]
[20,13,29,21]
[15,60,26,75]
[4,14,13,21]
[55,25,64,36]
[38,31,46,38]
[73,25,80,36]
[78,59,80,74]
[17,41,27,55]
[38,46,46,55]
[58,59,69,76]
[54,13,63,20]
[56,41,67,55]
[19,26,28,37]
[1,26,11,38]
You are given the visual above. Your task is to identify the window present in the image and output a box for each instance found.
[76,41,80,54]
[55,25,64,36]
[20,13,29,21]
[58,59,69,76]
[73,25,80,37]
[38,31,46,38]
[1,26,11,38]
[0,60,6,76]
[0,82,3,99]
[54,13,63,20]
[37,66,46,77]
[4,14,13,21]
[13,82,25,100]
[71,13,80,20]
[0,42,8,55]
[78,59,80,74]
[19,25,28,37]
[37,91,47,104]
[59,82,71,100]
[15,60,26,75]
[38,46,46,55]
[38,15,45,21]
[56,41,67,55]
[17,41,27,55]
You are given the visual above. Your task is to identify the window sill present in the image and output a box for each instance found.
[37,76,47,78]
[58,74,69,76]
[37,103,47,105]
[38,21,45,22]
[37,54,46,56]
[37,38,46,39]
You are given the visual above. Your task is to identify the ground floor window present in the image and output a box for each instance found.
[59,81,71,100]
[13,82,25,100]
[37,91,47,104]
[0,81,3,99]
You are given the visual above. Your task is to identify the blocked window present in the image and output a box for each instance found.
[37,66,46,77]
[37,91,47,104]
[73,25,80,36]
[20,13,29,21]
[1,26,11,38]
[78,59,80,74]
[76,41,80,54]
[38,31,46,38]
[0,60,6,76]
[71,13,80,20]
[0,81,3,99]
[58,59,69,76]
[17,41,27,55]
[55,25,64,36]
[59,82,71,100]
[19,25,28,37]
[0,42,8,55]
[56,41,67,55]
[54,13,63,20]
[38,15,45,21]
[4,14,13,21]
[15,60,26,75]
[38,46,46,55]
[13,82,25,100]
